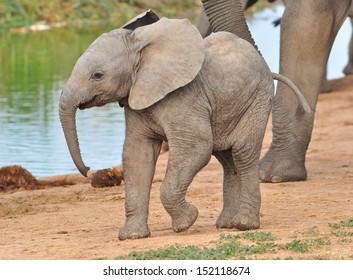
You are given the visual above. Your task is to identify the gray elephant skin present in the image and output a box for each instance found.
[59,13,310,240]
[202,0,353,183]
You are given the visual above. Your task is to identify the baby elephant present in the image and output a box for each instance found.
[59,11,311,240]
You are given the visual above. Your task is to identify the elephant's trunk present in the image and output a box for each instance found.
[59,91,90,177]
[201,0,258,51]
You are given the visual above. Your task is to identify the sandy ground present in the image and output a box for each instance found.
[0,76,353,260]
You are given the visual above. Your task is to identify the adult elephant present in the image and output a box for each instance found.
[202,0,352,182]
[199,0,353,93]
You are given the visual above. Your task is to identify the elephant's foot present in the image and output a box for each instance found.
[232,210,260,231]
[259,148,307,183]
[171,203,198,233]
[216,208,259,230]
[118,220,150,240]
[216,208,237,229]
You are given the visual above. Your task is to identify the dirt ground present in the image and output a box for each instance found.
[1,76,353,260]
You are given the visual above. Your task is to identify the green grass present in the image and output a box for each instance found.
[225,231,277,242]
[279,239,309,253]
[109,218,353,260]
[0,0,199,30]
[116,233,277,260]
[329,218,353,229]
[0,0,277,31]
[329,218,353,239]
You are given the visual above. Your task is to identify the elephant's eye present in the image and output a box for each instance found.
[91,71,104,81]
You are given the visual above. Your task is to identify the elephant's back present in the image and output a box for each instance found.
[201,32,272,90]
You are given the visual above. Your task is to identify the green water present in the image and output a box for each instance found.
[0,25,126,177]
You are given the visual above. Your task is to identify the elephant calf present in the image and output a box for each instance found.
[59,11,310,240]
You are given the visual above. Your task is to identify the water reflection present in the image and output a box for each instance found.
[0,25,125,177]
[0,6,351,177]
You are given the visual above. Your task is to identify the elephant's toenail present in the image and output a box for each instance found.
[271,176,283,183]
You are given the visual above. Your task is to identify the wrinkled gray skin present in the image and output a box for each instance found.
[59,14,310,239]
[202,0,352,183]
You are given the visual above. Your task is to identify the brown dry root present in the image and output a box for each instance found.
[0,165,40,191]
[0,165,92,192]
[91,167,123,188]
[0,165,124,192]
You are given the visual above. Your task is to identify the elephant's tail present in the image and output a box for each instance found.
[272,73,312,114]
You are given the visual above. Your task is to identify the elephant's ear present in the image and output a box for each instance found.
[122,9,160,31]
[128,18,205,110]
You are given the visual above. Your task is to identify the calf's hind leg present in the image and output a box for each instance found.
[213,150,240,228]
[214,145,262,231]
[230,145,261,230]
[222,97,271,230]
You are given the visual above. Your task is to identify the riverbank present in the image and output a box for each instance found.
[0,75,352,259]
[1,0,275,33]
[1,0,200,32]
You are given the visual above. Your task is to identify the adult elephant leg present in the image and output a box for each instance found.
[320,68,332,93]
[260,0,351,182]
[343,18,353,75]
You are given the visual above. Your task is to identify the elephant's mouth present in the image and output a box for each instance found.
[78,95,99,110]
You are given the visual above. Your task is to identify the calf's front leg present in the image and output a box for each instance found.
[160,126,213,233]
[118,132,162,240]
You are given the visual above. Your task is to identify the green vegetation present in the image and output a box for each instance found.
[0,0,199,30]
[110,218,353,260]
[330,218,353,238]
[0,0,277,31]
[116,232,277,260]
[329,218,353,229]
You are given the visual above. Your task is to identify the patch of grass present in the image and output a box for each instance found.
[279,239,309,253]
[337,238,352,244]
[309,238,331,248]
[330,218,353,241]
[331,230,353,237]
[329,218,353,229]
[116,233,277,260]
[292,227,320,239]
[224,231,277,242]
[125,244,210,260]
[115,233,330,260]
[111,219,353,260]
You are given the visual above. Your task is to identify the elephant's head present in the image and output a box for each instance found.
[59,11,205,176]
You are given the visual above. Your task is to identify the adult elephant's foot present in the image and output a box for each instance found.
[171,203,199,233]
[259,147,307,183]
[118,221,150,240]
